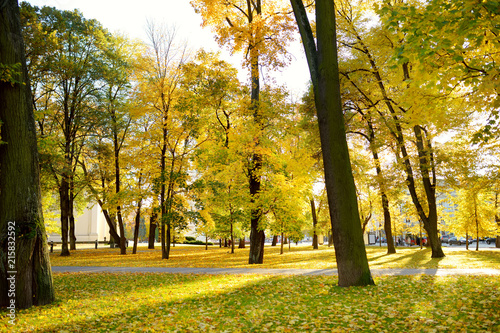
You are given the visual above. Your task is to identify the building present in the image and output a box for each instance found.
[47,204,110,243]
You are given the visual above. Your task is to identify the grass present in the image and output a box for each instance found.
[3,245,499,332]
[48,244,500,270]
[3,272,499,332]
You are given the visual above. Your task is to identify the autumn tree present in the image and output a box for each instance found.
[290,0,374,286]
[21,4,115,256]
[0,0,55,309]
[191,0,296,264]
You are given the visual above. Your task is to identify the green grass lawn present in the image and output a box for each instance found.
[48,244,500,270]
[3,273,499,332]
[2,245,499,332]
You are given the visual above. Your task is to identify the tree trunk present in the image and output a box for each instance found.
[311,199,319,249]
[238,238,245,248]
[59,179,70,256]
[0,0,55,308]
[367,117,395,254]
[291,0,373,286]
[132,200,142,254]
[271,235,278,246]
[230,223,234,254]
[69,183,76,251]
[148,212,157,249]
[99,207,120,245]
[280,232,284,255]
[247,5,265,264]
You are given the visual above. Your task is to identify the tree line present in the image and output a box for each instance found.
[1,0,498,309]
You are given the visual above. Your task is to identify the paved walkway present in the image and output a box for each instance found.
[51,266,500,276]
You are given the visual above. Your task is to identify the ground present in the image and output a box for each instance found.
[1,244,499,332]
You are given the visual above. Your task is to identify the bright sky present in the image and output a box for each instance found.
[23,0,310,97]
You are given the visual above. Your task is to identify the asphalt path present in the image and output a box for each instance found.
[51,266,500,276]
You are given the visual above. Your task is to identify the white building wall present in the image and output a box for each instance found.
[47,204,110,243]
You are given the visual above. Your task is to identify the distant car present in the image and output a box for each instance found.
[441,236,449,244]
[449,237,469,245]
[485,237,497,245]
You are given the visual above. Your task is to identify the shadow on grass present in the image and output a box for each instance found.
[10,271,500,333]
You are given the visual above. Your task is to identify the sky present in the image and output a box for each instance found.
[22,0,310,97]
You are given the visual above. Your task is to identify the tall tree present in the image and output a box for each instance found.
[21,4,112,256]
[192,0,296,264]
[0,0,54,309]
[290,0,374,286]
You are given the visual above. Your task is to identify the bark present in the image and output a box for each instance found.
[230,223,234,254]
[59,178,70,256]
[271,235,278,246]
[69,182,76,251]
[132,200,142,254]
[0,0,55,308]
[280,232,284,255]
[148,211,157,249]
[114,129,126,255]
[291,0,374,286]
[238,238,245,248]
[311,199,319,249]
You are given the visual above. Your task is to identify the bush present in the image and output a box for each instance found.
[185,236,197,242]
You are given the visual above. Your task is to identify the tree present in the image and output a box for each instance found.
[290,0,374,286]
[378,0,499,141]
[0,0,54,309]
[21,4,114,256]
[191,0,296,264]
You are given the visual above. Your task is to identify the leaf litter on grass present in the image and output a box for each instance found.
[49,245,500,270]
[3,272,499,332]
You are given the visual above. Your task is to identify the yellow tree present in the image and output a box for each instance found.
[191,0,296,264]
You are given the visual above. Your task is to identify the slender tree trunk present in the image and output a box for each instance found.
[230,223,234,254]
[69,181,76,251]
[291,0,374,286]
[311,199,319,249]
[280,231,284,255]
[367,117,395,254]
[59,179,70,256]
[132,200,142,254]
[99,207,120,245]
[0,0,55,308]
[247,5,265,264]
[148,211,157,249]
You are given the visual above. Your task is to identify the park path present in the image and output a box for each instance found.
[51,266,500,276]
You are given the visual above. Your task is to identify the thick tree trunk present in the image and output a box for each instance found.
[291,0,374,286]
[0,0,55,308]
[311,199,319,249]
[271,235,278,246]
